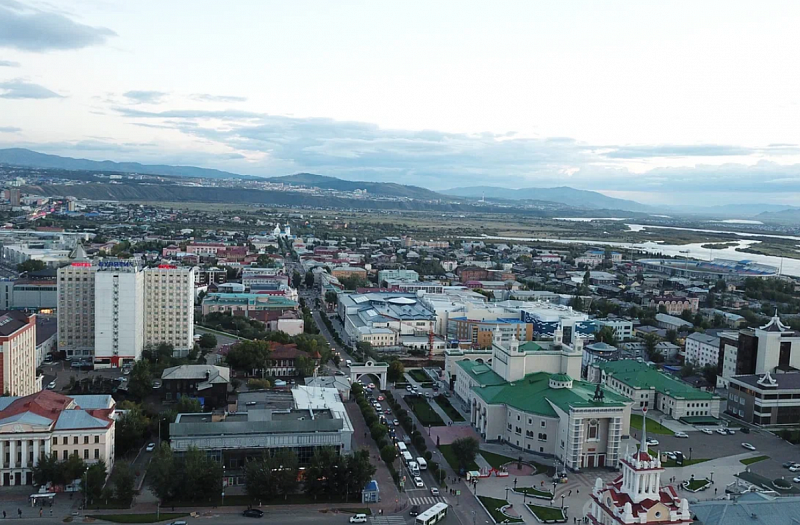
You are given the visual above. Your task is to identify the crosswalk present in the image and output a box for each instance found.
[370,516,406,525]
[407,496,449,506]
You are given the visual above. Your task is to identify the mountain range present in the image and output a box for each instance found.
[442,185,651,212]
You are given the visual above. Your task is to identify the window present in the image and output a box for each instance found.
[62,437,68,445]
[53,438,57,446]
[540,421,546,428]
[588,420,599,440]
[538,433,548,441]
[84,436,89,444]
[73,437,78,445]
[84,449,89,459]
[94,436,100,444]
[94,449,99,459]
[63,450,68,460]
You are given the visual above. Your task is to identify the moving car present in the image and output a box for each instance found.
[167,521,187,525]
[349,514,368,523]
[243,509,264,518]
[393,419,400,426]
[674,432,689,438]
[715,428,728,435]
[646,438,659,446]
[46,381,56,390]
[377,395,385,401]
[368,383,375,389]
[742,442,756,451]
[145,443,156,452]
[701,428,713,435]
[385,409,392,415]
[740,427,750,434]
[430,487,440,496]
[414,476,424,488]
[409,505,421,516]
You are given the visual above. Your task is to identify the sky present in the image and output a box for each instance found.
[2,1,800,206]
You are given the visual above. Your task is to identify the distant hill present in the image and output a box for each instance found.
[265,173,443,200]
[0,148,249,180]
[754,208,800,224]
[667,203,799,218]
[442,185,651,212]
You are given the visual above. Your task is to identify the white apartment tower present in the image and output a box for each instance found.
[94,261,144,368]
[143,266,195,357]
[57,259,97,359]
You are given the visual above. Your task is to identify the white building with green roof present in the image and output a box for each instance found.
[453,329,633,470]
[588,360,722,420]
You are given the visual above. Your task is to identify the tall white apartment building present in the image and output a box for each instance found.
[94,261,144,368]
[57,261,97,359]
[684,332,721,368]
[143,265,195,357]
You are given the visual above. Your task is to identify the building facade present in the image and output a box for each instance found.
[684,332,720,369]
[57,262,97,359]
[94,261,144,368]
[0,311,37,397]
[596,318,634,341]
[143,266,195,357]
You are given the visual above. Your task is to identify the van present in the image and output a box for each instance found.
[408,461,420,476]
[402,451,413,464]
[416,457,427,470]
[397,442,408,454]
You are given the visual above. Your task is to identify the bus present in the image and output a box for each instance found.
[415,502,448,525]
[397,442,408,454]
[402,451,414,464]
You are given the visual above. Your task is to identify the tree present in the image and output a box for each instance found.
[181,447,223,503]
[370,422,387,442]
[113,463,135,503]
[62,454,88,484]
[642,333,659,359]
[198,333,217,349]
[149,444,177,502]
[82,461,107,505]
[174,396,202,414]
[387,360,405,383]
[305,447,345,498]
[325,291,338,305]
[247,378,272,390]
[594,326,618,346]
[450,437,479,472]
[380,445,397,464]
[225,340,272,375]
[17,259,46,273]
[665,329,678,345]
[344,449,376,500]
[305,271,315,288]
[700,364,718,386]
[245,449,299,502]
[679,362,696,378]
[292,270,302,289]
[32,452,60,486]
[295,356,315,377]
[115,401,150,456]
[128,360,153,400]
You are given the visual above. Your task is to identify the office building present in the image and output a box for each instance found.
[377,269,419,284]
[0,311,37,397]
[143,265,195,357]
[338,291,436,348]
[0,391,116,486]
[595,318,634,341]
[94,260,144,368]
[448,317,532,349]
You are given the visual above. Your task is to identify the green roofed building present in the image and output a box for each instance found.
[454,331,633,471]
[588,360,722,419]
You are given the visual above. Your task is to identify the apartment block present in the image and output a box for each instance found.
[94,261,144,368]
[0,311,37,396]
[57,262,97,359]
[143,266,195,357]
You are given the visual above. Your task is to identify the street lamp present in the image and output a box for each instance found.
[221,465,226,507]
[689,447,693,461]
[561,495,565,508]
[505,486,509,501]
[710,471,714,483]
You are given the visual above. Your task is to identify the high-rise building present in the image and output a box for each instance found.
[8,189,20,206]
[143,265,195,357]
[94,260,144,368]
[0,311,37,396]
[57,254,97,359]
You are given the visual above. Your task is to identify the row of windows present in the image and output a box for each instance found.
[54,435,100,445]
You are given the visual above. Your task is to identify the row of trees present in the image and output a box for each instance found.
[150,444,222,504]
[32,455,134,506]
[224,334,332,377]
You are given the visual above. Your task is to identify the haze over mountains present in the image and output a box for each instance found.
[0,148,796,218]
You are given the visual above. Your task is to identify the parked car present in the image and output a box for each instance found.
[727,428,736,435]
[145,443,156,452]
[167,521,187,525]
[646,438,659,446]
[794,476,800,483]
[243,509,264,518]
[674,432,689,438]
[789,465,800,473]
[46,381,57,390]
[377,395,385,401]
[431,487,440,496]
[742,443,756,451]
[406,385,413,392]
[385,409,392,415]
[783,461,796,468]
[409,505,421,516]
[414,476,424,488]
[349,514,368,523]
[715,428,728,435]
[701,428,713,435]
[740,427,750,434]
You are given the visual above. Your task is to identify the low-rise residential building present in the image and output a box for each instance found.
[654,313,693,331]
[161,364,230,409]
[645,296,699,315]
[595,318,634,341]
[0,391,115,486]
[588,360,722,419]
[684,332,720,368]
[264,343,319,377]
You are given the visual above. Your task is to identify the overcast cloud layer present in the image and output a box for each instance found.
[2,1,800,206]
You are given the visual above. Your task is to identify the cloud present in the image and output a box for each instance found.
[0,59,19,67]
[0,126,20,132]
[123,90,168,104]
[190,93,247,103]
[0,79,61,99]
[0,0,116,52]
[602,144,757,159]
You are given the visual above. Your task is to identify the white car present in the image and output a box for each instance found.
[431,487,440,496]
[368,383,375,389]
[146,442,156,452]
[393,419,400,426]
[414,476,424,488]
[46,381,57,390]
[794,476,800,483]
[701,428,713,435]
[646,438,659,446]
[715,428,728,435]
[742,442,756,451]
[789,465,800,472]
[349,514,368,523]
[674,432,688,438]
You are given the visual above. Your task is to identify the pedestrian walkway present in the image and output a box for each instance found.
[407,496,449,507]
[370,515,406,525]
[426,395,454,426]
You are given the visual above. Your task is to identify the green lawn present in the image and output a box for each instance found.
[516,487,553,499]
[480,450,515,469]
[629,414,675,436]
[89,513,189,524]
[406,396,446,426]
[741,455,770,465]
[684,479,711,491]
[526,504,566,522]
[478,496,523,524]
[433,395,465,422]
[408,369,429,382]
[439,444,479,473]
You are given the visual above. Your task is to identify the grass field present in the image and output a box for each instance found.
[526,504,567,522]
[89,513,189,524]
[741,455,770,465]
[479,450,515,469]
[406,396,446,427]
[516,487,553,499]
[407,369,430,382]
[684,479,711,491]
[434,395,465,422]
[630,414,675,436]
[439,444,479,473]
[478,496,523,524]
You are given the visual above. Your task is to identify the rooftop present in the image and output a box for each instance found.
[596,360,719,400]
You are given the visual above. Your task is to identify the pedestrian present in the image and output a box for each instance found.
[576,488,579,494]
[3,510,6,519]
[16,508,20,519]
[39,509,42,518]
[569,489,572,496]
[715,488,718,495]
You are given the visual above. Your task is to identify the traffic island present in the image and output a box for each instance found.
[526,503,567,523]
[683,478,711,492]
[477,496,524,524]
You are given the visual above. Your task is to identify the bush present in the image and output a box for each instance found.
[424,451,432,462]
